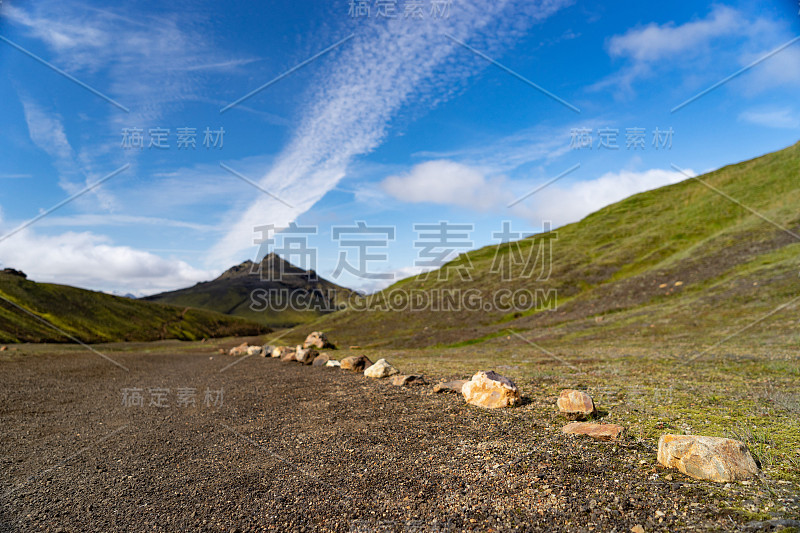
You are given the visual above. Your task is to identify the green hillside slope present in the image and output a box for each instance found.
[0,270,269,343]
[317,141,800,349]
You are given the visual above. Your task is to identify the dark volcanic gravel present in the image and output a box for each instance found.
[0,343,776,532]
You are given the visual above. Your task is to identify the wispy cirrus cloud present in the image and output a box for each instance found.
[738,107,800,129]
[5,2,255,122]
[211,0,575,265]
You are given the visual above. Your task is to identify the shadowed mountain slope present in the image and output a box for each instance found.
[144,253,354,328]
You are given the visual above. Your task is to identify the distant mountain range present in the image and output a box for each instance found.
[143,253,355,328]
[0,269,268,344]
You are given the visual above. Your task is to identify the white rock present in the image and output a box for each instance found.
[462,371,520,408]
[246,346,263,356]
[364,358,399,378]
[325,360,341,367]
[657,434,760,482]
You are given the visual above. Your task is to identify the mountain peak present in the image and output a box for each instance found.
[215,253,314,281]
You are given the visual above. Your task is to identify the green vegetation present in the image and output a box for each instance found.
[0,271,268,343]
[316,140,800,350]
[270,141,800,489]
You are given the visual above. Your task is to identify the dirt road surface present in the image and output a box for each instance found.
[0,341,785,532]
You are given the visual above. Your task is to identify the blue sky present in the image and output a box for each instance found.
[0,0,798,295]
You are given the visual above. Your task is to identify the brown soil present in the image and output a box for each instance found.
[0,341,792,532]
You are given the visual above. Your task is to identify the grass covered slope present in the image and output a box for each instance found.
[0,270,269,343]
[320,141,800,349]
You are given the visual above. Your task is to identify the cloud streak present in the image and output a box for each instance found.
[210,0,573,266]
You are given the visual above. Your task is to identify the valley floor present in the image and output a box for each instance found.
[0,338,798,532]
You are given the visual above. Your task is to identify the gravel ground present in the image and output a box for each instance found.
[0,342,796,532]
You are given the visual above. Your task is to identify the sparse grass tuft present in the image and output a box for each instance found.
[725,425,777,469]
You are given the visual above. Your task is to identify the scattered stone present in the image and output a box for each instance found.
[295,347,319,365]
[0,346,7,351]
[303,331,335,350]
[229,342,249,356]
[631,525,645,533]
[311,353,330,367]
[246,346,263,357]
[340,355,373,372]
[657,434,760,482]
[433,380,467,394]
[364,358,399,378]
[325,360,341,368]
[461,371,520,409]
[217,349,225,355]
[557,389,596,420]
[278,347,297,362]
[391,374,425,387]
[562,422,624,442]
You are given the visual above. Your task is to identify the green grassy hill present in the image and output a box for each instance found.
[0,270,269,343]
[143,253,355,328]
[316,141,800,349]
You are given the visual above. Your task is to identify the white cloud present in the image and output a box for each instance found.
[19,96,118,210]
[210,0,572,266]
[380,160,692,228]
[381,160,508,211]
[608,5,740,63]
[19,98,74,165]
[32,214,218,232]
[740,46,800,92]
[598,5,797,94]
[739,107,800,129]
[527,168,692,226]
[413,122,577,175]
[0,227,215,296]
[6,3,250,122]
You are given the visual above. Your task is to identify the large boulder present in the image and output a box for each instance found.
[303,331,335,350]
[557,389,595,420]
[364,358,399,378]
[311,353,330,367]
[462,371,520,409]
[562,422,624,442]
[229,342,249,356]
[340,355,373,372]
[246,345,263,357]
[657,435,760,482]
[433,380,467,394]
[295,346,319,365]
